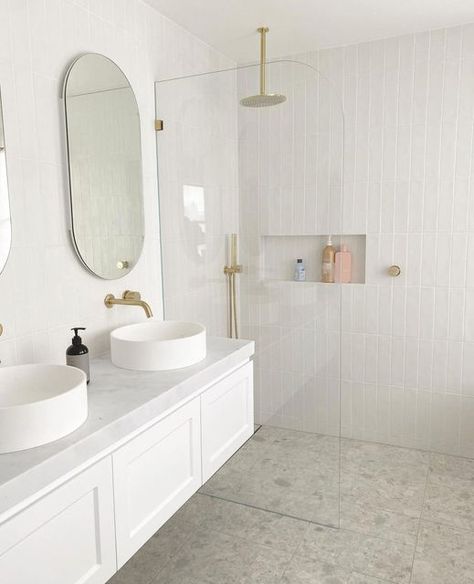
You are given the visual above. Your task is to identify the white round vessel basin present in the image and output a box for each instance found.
[0,364,88,454]
[111,320,207,371]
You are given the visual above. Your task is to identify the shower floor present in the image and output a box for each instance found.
[108,425,474,584]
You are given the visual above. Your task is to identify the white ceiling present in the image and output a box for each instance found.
[145,0,474,63]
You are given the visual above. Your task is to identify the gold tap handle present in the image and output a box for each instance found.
[123,290,141,300]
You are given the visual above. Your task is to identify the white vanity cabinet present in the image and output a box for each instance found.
[113,398,202,567]
[0,352,254,583]
[0,458,116,584]
[201,361,254,481]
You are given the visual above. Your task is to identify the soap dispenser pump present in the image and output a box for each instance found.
[66,327,90,384]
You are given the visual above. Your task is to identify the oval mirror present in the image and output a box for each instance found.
[64,54,144,279]
[0,89,12,275]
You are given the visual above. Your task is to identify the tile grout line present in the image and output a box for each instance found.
[408,449,432,583]
[197,494,401,584]
[198,491,327,528]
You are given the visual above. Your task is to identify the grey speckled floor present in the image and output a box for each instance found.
[108,426,474,584]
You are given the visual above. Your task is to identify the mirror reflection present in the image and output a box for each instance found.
[0,91,11,275]
[64,54,144,280]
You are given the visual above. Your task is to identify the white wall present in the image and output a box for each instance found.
[240,23,474,458]
[0,0,233,365]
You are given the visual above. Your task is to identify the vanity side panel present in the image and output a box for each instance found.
[112,397,201,568]
[0,457,116,584]
[201,361,254,482]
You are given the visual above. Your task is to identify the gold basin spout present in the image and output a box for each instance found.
[104,290,153,318]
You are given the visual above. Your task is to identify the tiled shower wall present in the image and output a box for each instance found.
[238,60,344,436]
[155,70,239,336]
[240,23,474,457]
[0,0,232,364]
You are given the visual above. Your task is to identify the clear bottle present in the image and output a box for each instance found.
[294,258,306,281]
[321,236,336,283]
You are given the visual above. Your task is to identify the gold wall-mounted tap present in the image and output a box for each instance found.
[104,290,153,318]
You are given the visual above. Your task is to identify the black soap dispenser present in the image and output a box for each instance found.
[66,327,90,384]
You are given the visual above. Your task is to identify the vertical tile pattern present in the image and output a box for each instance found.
[156,69,239,336]
[239,24,474,458]
[238,59,344,435]
[0,0,234,364]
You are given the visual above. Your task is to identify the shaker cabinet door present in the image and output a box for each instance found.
[0,458,116,584]
[113,398,201,567]
[201,362,254,482]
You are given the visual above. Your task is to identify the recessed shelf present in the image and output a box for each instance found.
[262,234,366,284]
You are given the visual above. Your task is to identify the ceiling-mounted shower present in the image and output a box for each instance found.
[240,27,286,108]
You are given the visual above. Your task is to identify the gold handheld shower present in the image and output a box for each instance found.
[240,27,286,108]
[224,233,242,339]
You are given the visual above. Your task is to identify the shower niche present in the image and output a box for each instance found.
[262,234,366,284]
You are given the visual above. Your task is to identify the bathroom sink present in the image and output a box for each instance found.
[0,364,88,454]
[110,320,207,371]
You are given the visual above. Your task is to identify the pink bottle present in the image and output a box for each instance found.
[335,244,352,283]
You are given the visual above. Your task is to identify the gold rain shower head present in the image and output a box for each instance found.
[240,27,286,108]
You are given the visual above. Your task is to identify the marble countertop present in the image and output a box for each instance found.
[0,336,254,519]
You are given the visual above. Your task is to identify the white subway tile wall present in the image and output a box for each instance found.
[0,0,233,364]
[239,24,474,458]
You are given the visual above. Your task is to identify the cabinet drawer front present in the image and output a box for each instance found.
[113,398,201,567]
[201,361,254,482]
[0,458,116,584]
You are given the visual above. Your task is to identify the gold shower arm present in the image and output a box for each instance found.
[258,27,269,96]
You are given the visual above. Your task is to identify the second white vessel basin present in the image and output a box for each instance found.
[111,320,207,371]
[0,364,88,454]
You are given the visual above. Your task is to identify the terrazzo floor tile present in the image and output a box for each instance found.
[411,521,474,584]
[340,440,430,519]
[297,523,414,584]
[429,453,474,481]
[280,555,350,583]
[108,427,474,584]
[422,454,474,530]
[107,510,194,584]
[347,574,395,584]
[339,496,419,545]
[341,440,430,475]
[280,555,397,584]
[200,426,341,526]
[153,527,293,584]
[172,493,309,553]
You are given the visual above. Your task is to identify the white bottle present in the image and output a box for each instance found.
[294,258,306,281]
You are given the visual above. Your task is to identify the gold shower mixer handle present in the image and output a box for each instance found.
[224,265,242,275]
